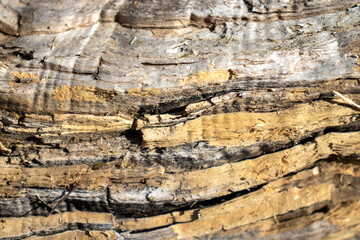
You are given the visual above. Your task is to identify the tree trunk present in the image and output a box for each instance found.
[1,0,360,239]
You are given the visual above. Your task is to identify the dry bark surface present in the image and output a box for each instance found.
[0,0,360,239]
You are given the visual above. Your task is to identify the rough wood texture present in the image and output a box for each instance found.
[1,0,360,239]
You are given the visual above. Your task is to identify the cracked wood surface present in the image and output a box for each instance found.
[1,0,360,239]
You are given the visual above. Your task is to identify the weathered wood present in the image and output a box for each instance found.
[1,0,360,239]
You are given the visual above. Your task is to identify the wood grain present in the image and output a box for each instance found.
[1,0,360,239]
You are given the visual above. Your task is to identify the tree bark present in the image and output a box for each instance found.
[1,0,360,239]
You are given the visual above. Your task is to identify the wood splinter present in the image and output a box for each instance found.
[333,91,360,110]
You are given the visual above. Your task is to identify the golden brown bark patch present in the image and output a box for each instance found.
[181,70,231,86]
[52,85,116,103]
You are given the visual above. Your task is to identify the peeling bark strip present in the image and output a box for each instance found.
[1,0,360,239]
